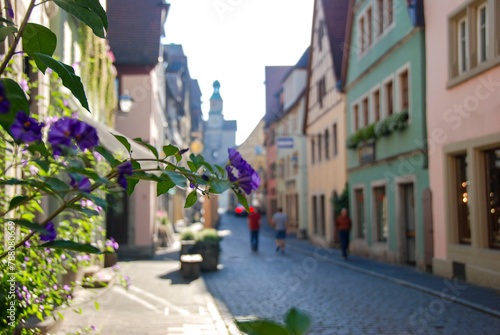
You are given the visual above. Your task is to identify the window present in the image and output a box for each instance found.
[359,16,365,52]
[318,133,322,162]
[485,148,500,249]
[385,80,394,116]
[353,104,360,131]
[311,138,315,164]
[387,0,393,26]
[366,7,373,47]
[317,76,326,108]
[312,196,318,234]
[355,189,365,238]
[320,194,326,236]
[333,123,338,156]
[449,1,498,82]
[477,4,488,64]
[318,19,325,51]
[377,0,384,35]
[374,186,388,242]
[455,154,471,244]
[399,70,409,111]
[373,90,381,122]
[324,129,330,160]
[362,97,369,126]
[458,17,468,74]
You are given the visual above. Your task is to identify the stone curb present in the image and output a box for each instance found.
[287,245,500,319]
[203,275,243,335]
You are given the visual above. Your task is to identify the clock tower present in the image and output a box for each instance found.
[202,80,237,167]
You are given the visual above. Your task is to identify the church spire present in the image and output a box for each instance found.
[209,80,223,114]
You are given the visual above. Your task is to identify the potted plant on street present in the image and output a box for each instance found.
[192,229,222,272]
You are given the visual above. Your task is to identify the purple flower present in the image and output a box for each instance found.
[91,325,97,331]
[225,149,261,195]
[24,241,31,248]
[48,118,98,155]
[63,285,71,292]
[69,174,91,192]
[52,284,58,290]
[0,82,10,114]
[116,161,133,189]
[48,118,75,154]
[39,221,56,242]
[72,120,98,151]
[105,237,119,250]
[29,165,39,176]
[5,0,14,18]
[20,79,28,91]
[10,111,44,143]
[228,148,244,170]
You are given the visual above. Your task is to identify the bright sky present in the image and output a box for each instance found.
[163,0,315,145]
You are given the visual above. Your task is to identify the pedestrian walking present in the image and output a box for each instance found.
[335,208,352,260]
[271,207,288,254]
[247,207,261,251]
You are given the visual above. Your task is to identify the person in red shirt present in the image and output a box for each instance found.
[247,207,261,252]
[335,208,352,260]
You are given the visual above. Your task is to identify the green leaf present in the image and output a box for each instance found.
[209,179,232,194]
[45,177,70,192]
[53,0,106,38]
[34,53,89,111]
[0,78,30,134]
[9,195,29,210]
[34,159,51,172]
[133,138,158,159]
[94,301,99,311]
[38,240,101,254]
[77,0,108,29]
[57,312,64,320]
[0,17,15,26]
[0,178,26,186]
[126,178,140,196]
[7,219,46,233]
[200,161,214,174]
[235,192,250,212]
[112,134,131,153]
[80,193,107,210]
[94,145,117,167]
[163,144,179,157]
[184,190,197,208]
[23,23,57,72]
[0,26,17,42]
[236,320,289,335]
[27,141,51,157]
[157,179,175,197]
[284,308,311,335]
[164,170,186,187]
[187,161,198,172]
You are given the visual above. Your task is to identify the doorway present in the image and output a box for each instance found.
[403,183,416,265]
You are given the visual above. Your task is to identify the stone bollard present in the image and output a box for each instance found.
[180,254,203,280]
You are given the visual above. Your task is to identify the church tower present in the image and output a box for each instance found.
[203,80,237,167]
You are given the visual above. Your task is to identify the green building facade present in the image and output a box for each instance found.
[343,0,430,268]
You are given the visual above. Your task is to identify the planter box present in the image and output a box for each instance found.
[180,254,202,279]
[192,242,220,272]
[104,252,118,268]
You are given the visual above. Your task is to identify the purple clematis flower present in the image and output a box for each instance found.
[69,174,91,192]
[39,222,56,242]
[116,161,133,189]
[0,81,10,114]
[10,111,45,143]
[225,149,261,195]
[105,237,119,250]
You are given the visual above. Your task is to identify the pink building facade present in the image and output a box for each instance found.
[426,0,500,288]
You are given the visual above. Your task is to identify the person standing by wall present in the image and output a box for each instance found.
[272,207,288,254]
[247,208,261,252]
[335,208,352,260]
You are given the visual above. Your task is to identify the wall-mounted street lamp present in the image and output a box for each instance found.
[118,91,134,113]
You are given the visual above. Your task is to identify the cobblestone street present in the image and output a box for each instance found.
[204,213,500,335]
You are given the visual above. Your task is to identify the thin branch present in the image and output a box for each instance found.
[0,0,37,75]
